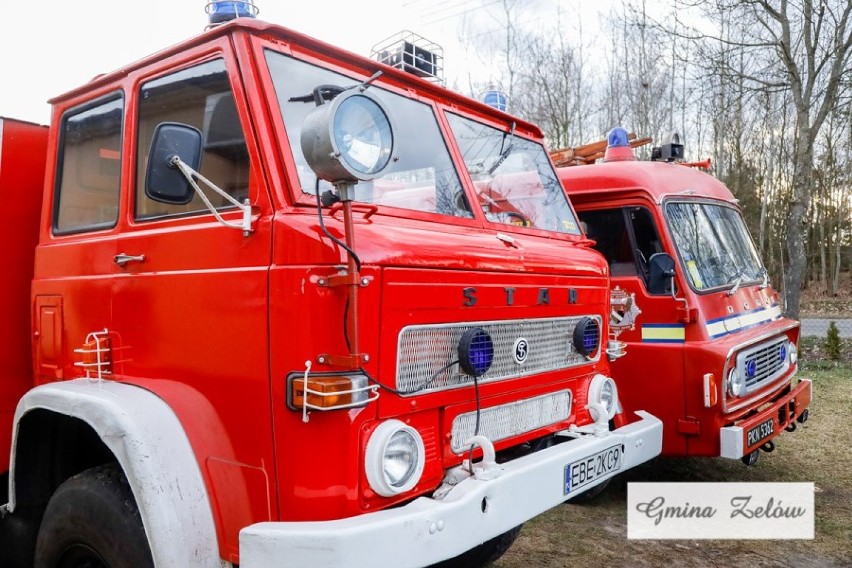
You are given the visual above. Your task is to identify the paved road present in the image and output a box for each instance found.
[801,318,852,338]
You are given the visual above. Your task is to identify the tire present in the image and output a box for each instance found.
[34,464,154,568]
[429,524,523,568]
[566,477,611,504]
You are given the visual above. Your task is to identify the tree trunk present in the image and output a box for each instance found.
[831,221,841,297]
[818,202,827,292]
[783,121,815,319]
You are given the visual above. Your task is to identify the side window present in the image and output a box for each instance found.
[136,59,249,219]
[627,206,664,275]
[54,95,123,234]
[579,206,665,292]
[579,208,636,276]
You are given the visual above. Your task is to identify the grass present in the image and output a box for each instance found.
[494,360,852,568]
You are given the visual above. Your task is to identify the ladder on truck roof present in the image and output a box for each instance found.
[549,132,652,167]
[549,133,711,170]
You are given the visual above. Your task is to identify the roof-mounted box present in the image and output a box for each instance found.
[370,31,444,84]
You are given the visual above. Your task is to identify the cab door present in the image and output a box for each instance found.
[32,94,125,384]
[111,54,275,557]
[578,204,687,455]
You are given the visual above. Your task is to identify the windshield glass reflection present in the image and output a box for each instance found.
[666,201,764,291]
[445,113,581,234]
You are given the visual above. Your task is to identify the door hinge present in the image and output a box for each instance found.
[677,418,701,436]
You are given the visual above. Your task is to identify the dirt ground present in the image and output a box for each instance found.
[494,363,852,568]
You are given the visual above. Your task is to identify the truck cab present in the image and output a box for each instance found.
[1,11,661,568]
[557,128,810,464]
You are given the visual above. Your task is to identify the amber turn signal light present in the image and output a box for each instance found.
[288,373,377,412]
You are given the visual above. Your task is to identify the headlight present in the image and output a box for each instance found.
[787,340,798,365]
[588,374,619,420]
[365,420,425,497]
[728,368,746,397]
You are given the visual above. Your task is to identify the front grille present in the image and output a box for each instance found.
[450,390,572,453]
[396,316,601,394]
[737,336,790,393]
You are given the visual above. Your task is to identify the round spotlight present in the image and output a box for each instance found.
[588,374,619,420]
[573,317,600,358]
[458,328,494,377]
[365,420,425,497]
[301,89,395,184]
[788,341,798,364]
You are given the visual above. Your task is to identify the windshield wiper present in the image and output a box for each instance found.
[726,267,761,296]
[487,121,516,174]
[726,272,747,296]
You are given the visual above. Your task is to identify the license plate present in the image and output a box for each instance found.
[747,418,775,447]
[564,445,622,495]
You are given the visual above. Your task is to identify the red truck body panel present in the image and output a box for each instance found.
[0,118,48,473]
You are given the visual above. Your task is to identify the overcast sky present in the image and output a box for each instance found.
[0,1,612,125]
[0,1,469,124]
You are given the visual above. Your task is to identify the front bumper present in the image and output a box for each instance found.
[240,411,662,568]
[720,379,812,459]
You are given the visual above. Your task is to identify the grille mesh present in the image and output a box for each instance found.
[451,390,572,453]
[396,316,600,394]
[738,336,790,392]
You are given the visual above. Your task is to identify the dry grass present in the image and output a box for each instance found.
[494,362,852,568]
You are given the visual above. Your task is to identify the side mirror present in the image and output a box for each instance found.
[647,252,676,295]
[145,122,203,204]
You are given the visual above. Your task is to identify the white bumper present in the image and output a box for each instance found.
[240,411,662,568]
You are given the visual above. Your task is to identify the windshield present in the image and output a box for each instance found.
[266,50,472,218]
[665,201,764,291]
[445,113,581,234]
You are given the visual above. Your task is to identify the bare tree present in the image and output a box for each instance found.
[660,0,852,317]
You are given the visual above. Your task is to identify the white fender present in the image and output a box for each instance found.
[9,379,221,568]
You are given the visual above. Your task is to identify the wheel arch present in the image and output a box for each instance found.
[9,380,221,568]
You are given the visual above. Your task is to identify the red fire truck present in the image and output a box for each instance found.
[0,6,662,568]
[554,128,810,466]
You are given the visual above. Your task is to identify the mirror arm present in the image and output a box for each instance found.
[171,156,254,237]
[670,274,691,316]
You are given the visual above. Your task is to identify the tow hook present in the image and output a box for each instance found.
[463,435,503,481]
[741,449,760,466]
[797,409,809,424]
[760,440,775,453]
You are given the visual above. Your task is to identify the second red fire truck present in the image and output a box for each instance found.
[555,128,810,466]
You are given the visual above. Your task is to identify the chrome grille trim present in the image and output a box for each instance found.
[450,390,572,453]
[395,316,601,394]
[738,336,790,394]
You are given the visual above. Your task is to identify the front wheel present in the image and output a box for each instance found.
[429,524,523,568]
[34,464,154,568]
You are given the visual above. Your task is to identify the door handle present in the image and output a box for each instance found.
[114,253,146,266]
